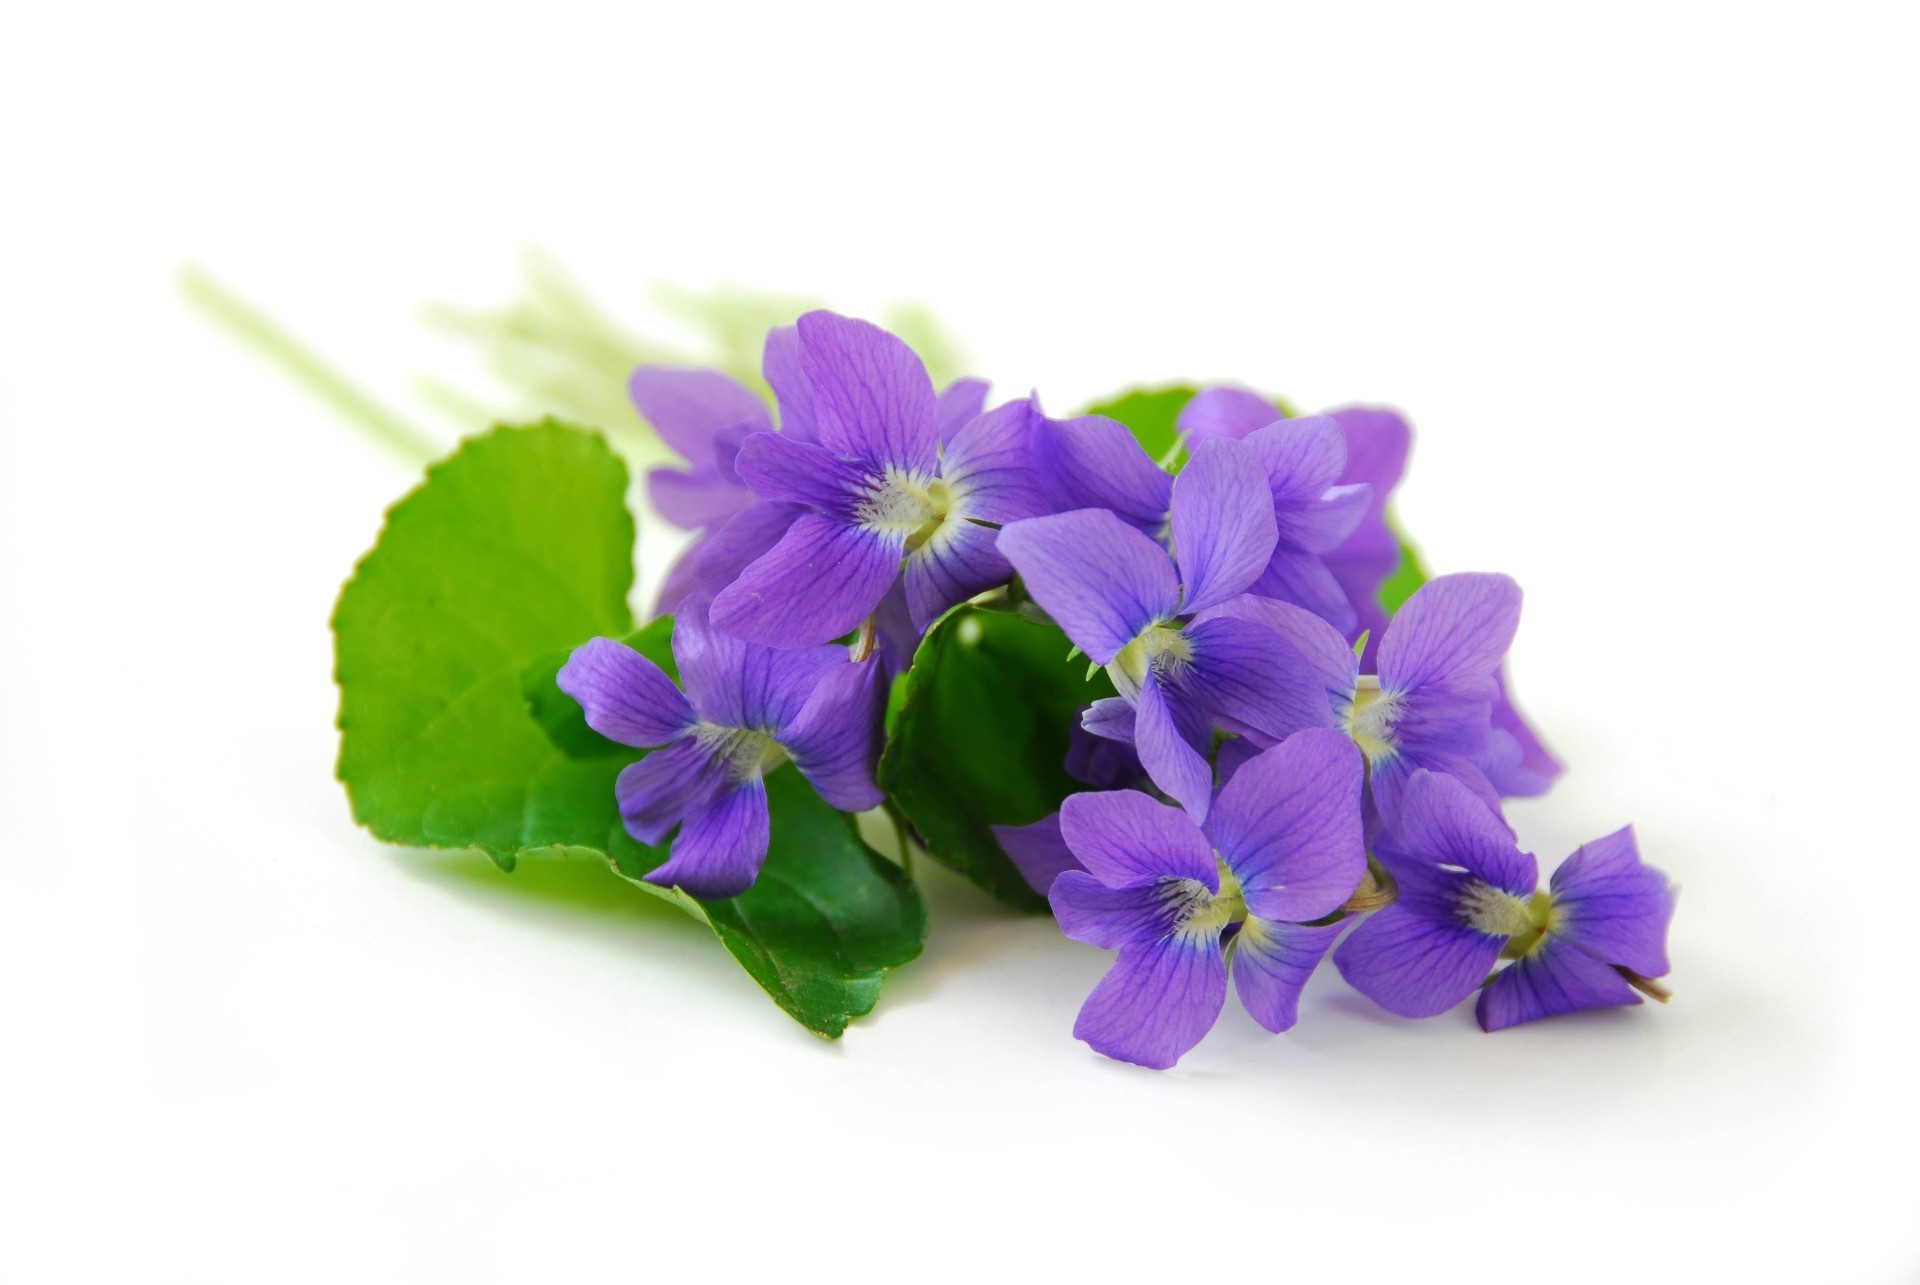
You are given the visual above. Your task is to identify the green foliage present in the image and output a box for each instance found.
[1377,525,1431,618]
[1078,385,1196,462]
[879,606,1115,911]
[334,422,924,1037]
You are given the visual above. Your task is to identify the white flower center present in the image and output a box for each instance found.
[1107,623,1193,701]
[856,467,950,551]
[1344,674,1402,763]
[1456,880,1550,951]
[692,722,788,784]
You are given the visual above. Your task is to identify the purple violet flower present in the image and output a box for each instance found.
[1048,729,1367,1069]
[555,599,884,899]
[635,326,992,617]
[1332,770,1675,1030]
[1033,404,1373,636]
[1180,391,1412,664]
[709,311,1045,648]
[998,436,1332,819]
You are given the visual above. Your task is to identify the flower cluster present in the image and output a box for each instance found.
[566,309,1676,1067]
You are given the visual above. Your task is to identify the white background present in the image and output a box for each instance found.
[3,3,1916,1281]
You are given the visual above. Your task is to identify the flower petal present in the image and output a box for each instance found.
[779,656,885,812]
[646,465,754,533]
[935,377,991,444]
[1377,768,1534,897]
[992,811,1085,895]
[669,599,846,732]
[1378,572,1521,696]
[1065,717,1146,788]
[1476,936,1640,1032]
[1176,386,1278,444]
[1195,594,1358,704]
[1332,903,1504,1019]
[1548,825,1675,977]
[1482,669,1563,798]
[1033,413,1173,535]
[796,310,939,473]
[942,398,1048,523]
[682,502,804,605]
[1134,669,1215,821]
[556,637,695,749]
[1050,870,1189,948]
[997,509,1180,663]
[1079,697,1137,743]
[1277,484,1371,554]
[1207,729,1366,923]
[627,366,768,463]
[1170,435,1278,614]
[1179,614,1339,746]
[1232,917,1347,1033]
[1249,548,1359,636]
[733,430,873,518]
[902,519,1012,631]
[643,777,772,900]
[1073,935,1227,1070]
[1058,788,1215,889]
[710,513,904,648]
[615,738,728,846]
[761,325,818,443]
[1244,414,1346,509]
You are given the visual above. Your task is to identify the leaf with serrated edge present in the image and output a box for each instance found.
[334,421,924,1036]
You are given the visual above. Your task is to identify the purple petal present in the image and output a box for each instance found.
[1548,826,1674,977]
[1196,594,1358,705]
[683,502,804,604]
[1483,669,1563,797]
[1476,936,1641,1032]
[1073,935,1227,1070]
[653,541,707,619]
[1379,768,1533,895]
[1079,697,1138,744]
[1207,729,1366,923]
[1332,902,1504,1019]
[992,812,1085,895]
[1066,715,1146,788]
[1176,387,1279,444]
[733,431,873,518]
[1179,615,1339,746]
[669,598,846,733]
[556,637,694,748]
[1329,407,1411,509]
[869,580,922,677]
[796,310,938,473]
[646,465,754,533]
[778,655,885,812]
[942,398,1049,523]
[710,513,903,649]
[1134,670,1216,821]
[1245,415,1346,509]
[996,510,1179,664]
[628,367,768,463]
[1058,788,1215,889]
[935,377,991,444]
[1249,548,1359,636]
[643,777,772,900]
[1169,435,1278,614]
[761,325,818,444]
[1232,917,1347,1033]
[902,520,1012,631]
[1033,414,1173,535]
[615,738,728,845]
[1278,484,1371,555]
[1368,750,1507,844]
[1378,573,1522,696]
[1051,870,1191,948]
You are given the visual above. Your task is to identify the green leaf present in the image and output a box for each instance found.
[878,606,1114,911]
[1078,385,1196,463]
[1377,522,1431,618]
[334,421,925,1037]
[607,771,927,1037]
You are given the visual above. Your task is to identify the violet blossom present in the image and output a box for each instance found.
[1333,769,1675,1030]
[556,599,883,899]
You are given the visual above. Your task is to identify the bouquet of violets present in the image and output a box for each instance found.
[333,306,1676,1068]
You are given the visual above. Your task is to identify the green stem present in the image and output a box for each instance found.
[884,801,916,881]
[179,264,442,464]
